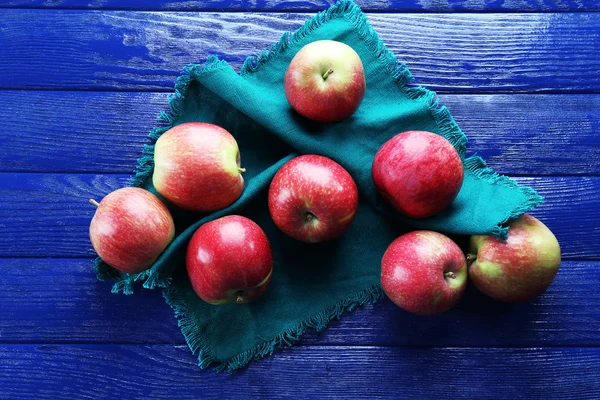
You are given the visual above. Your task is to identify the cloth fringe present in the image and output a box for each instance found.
[163,282,384,373]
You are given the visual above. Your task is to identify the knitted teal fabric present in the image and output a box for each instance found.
[94,1,542,372]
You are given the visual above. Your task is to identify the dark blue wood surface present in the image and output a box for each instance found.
[1,0,599,398]
[1,259,599,346]
[1,11,599,93]
[2,345,599,399]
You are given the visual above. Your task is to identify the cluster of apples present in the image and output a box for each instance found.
[381,216,561,316]
[89,39,561,313]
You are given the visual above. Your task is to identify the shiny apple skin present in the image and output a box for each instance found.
[90,187,175,274]
[268,155,359,243]
[153,122,244,212]
[468,214,561,303]
[372,130,464,219]
[284,40,366,123]
[381,230,467,316]
[186,215,273,305]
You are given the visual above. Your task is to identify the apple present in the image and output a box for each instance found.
[381,230,467,315]
[284,40,366,123]
[268,154,359,243]
[89,187,175,274]
[186,215,273,305]
[372,130,464,219]
[153,122,245,212]
[467,214,561,303]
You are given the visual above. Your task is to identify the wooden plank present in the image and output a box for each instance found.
[0,259,598,346]
[0,258,177,344]
[0,174,596,259]
[3,91,599,175]
[0,11,598,92]
[0,344,598,399]
[0,91,165,174]
[1,0,597,12]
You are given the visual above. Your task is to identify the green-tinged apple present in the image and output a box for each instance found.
[186,215,273,305]
[381,231,467,316]
[468,214,561,303]
[268,154,359,243]
[153,122,245,212]
[89,187,175,274]
[284,40,366,123]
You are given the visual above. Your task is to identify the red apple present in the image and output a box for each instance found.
[89,187,175,274]
[372,130,464,219]
[381,231,467,315]
[468,214,561,303]
[284,40,366,123]
[153,122,245,212]
[268,155,359,243]
[186,215,273,305]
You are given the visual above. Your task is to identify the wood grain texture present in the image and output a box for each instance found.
[0,258,175,344]
[0,174,595,259]
[0,91,165,173]
[1,0,598,394]
[0,11,599,92]
[1,259,598,346]
[1,0,597,12]
[3,91,599,175]
[1,344,599,399]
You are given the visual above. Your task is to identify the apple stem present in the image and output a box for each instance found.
[466,253,477,266]
[238,167,246,173]
[89,199,100,207]
[444,271,457,279]
[322,68,334,80]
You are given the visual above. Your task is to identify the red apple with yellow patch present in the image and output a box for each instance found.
[468,214,561,303]
[284,40,366,123]
[89,187,175,274]
[153,122,245,212]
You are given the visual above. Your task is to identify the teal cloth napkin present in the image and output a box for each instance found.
[94,0,542,372]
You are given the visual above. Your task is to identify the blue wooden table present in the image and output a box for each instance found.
[1,0,599,398]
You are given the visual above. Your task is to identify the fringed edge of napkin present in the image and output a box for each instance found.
[154,0,539,372]
[163,281,384,373]
[96,0,541,320]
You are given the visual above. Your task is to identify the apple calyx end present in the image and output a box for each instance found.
[89,199,100,207]
[238,167,246,173]
[322,68,334,80]
[236,291,244,304]
[304,211,318,224]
